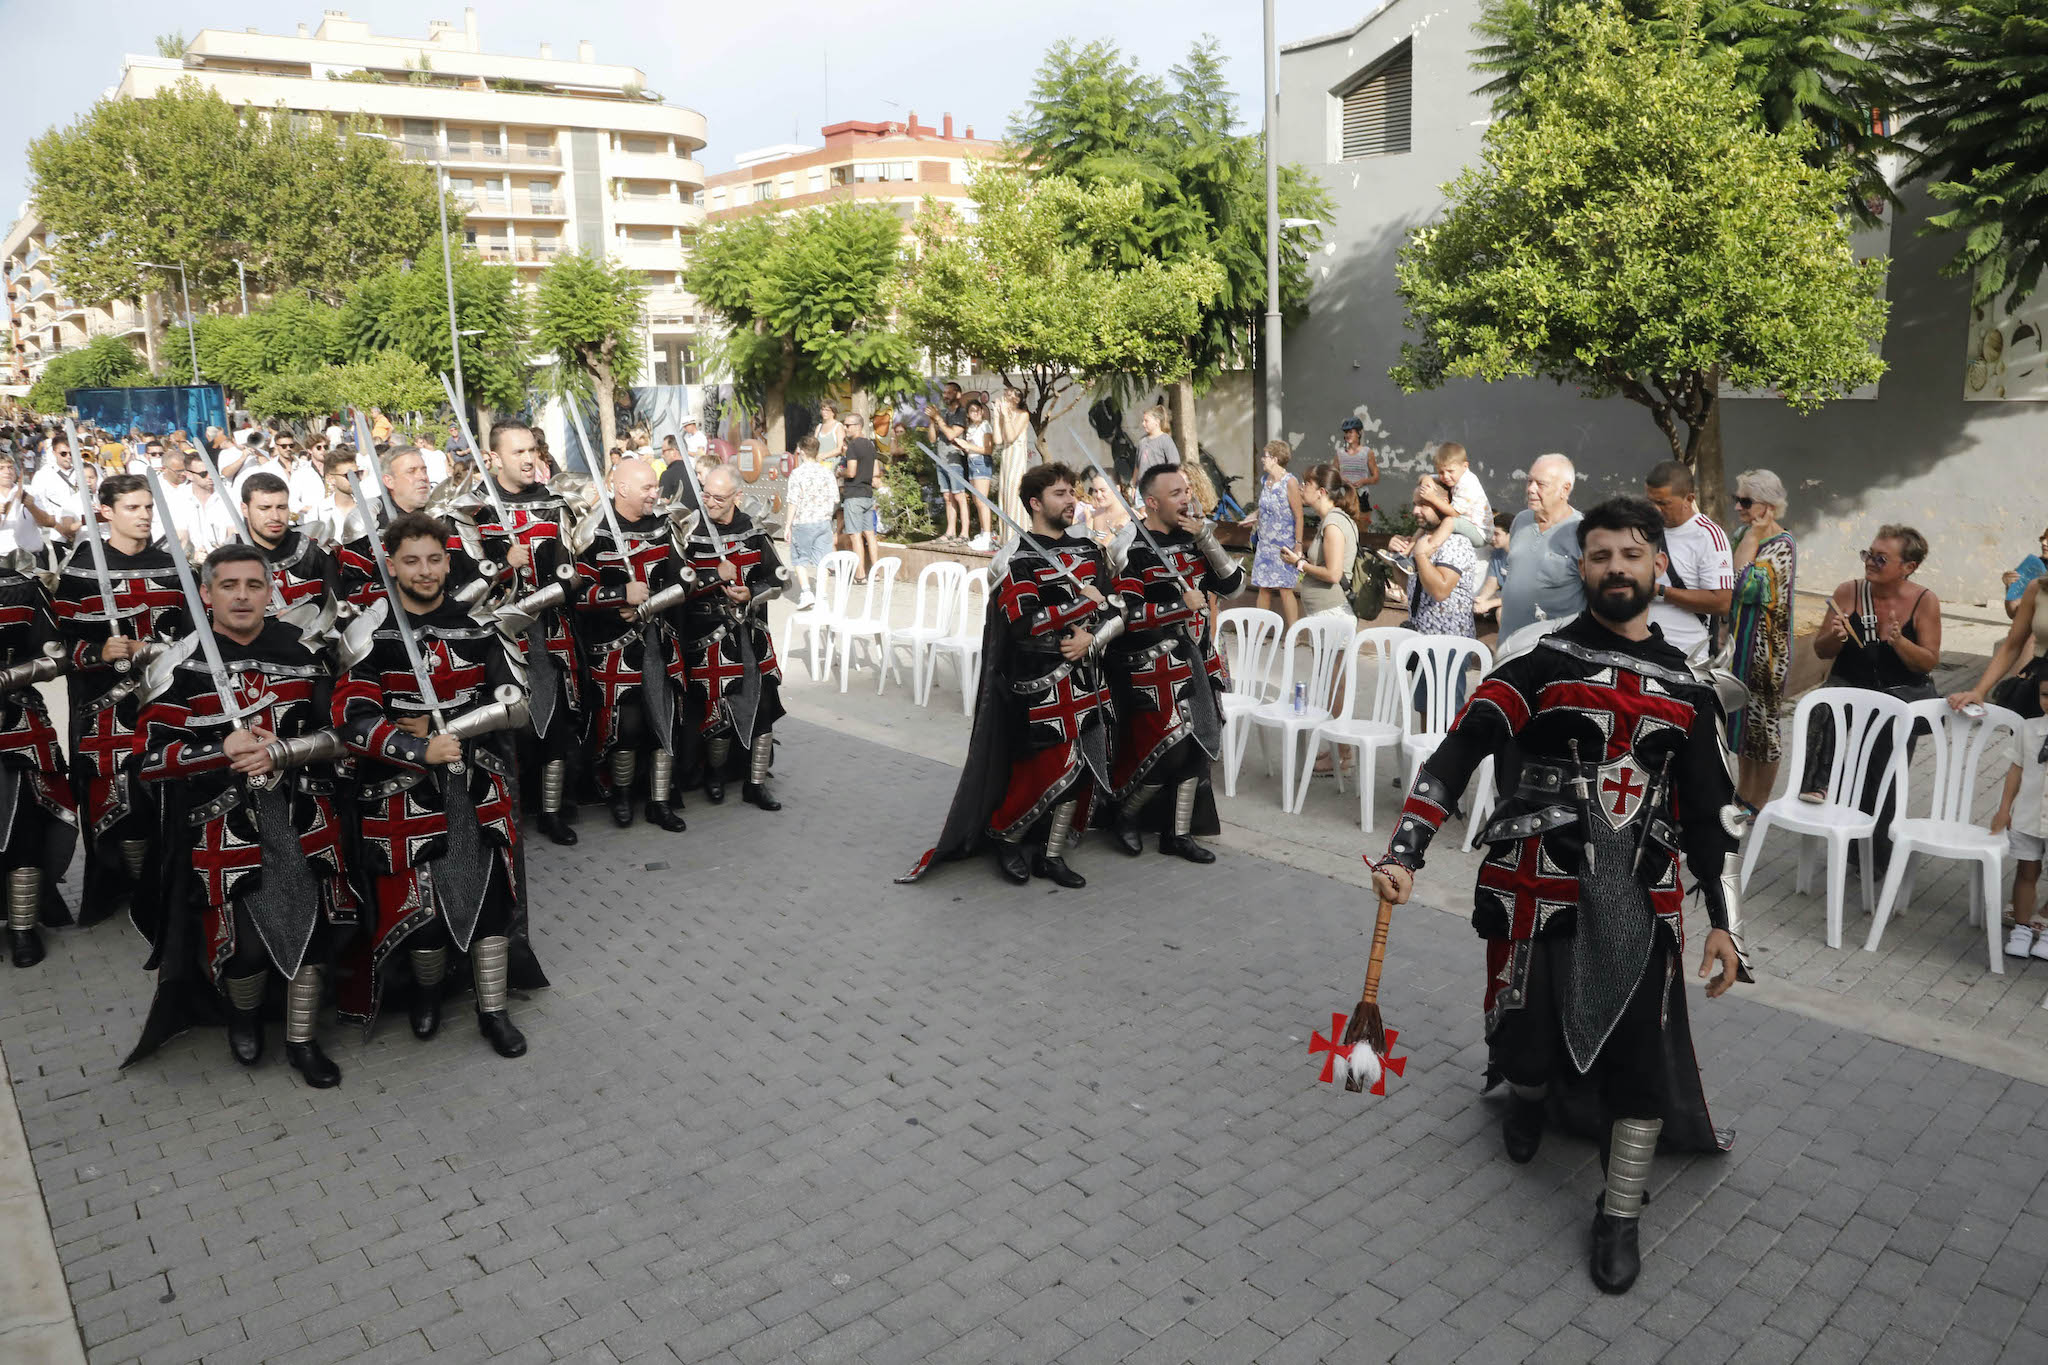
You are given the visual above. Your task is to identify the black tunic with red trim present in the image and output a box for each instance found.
[257,529,339,611]
[470,482,583,723]
[330,596,529,1023]
[677,510,784,750]
[573,513,691,766]
[0,567,78,923]
[1104,528,1242,804]
[1376,613,1742,1149]
[125,622,357,1064]
[53,538,188,916]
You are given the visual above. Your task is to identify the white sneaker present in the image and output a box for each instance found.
[795,591,817,610]
[2006,923,2035,958]
[2032,930,2048,962]
[969,533,992,552]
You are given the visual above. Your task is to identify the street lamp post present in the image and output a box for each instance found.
[359,131,466,418]
[1262,0,1283,446]
[138,260,200,383]
[234,259,249,315]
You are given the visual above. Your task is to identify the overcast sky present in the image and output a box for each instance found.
[6,0,1383,221]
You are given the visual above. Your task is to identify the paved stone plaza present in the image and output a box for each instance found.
[4,714,2048,1364]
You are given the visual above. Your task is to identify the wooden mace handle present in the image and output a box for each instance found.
[1360,896,1394,1006]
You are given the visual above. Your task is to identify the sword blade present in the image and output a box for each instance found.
[1068,435,1197,595]
[61,419,125,633]
[350,407,397,517]
[908,437,1096,601]
[440,372,511,531]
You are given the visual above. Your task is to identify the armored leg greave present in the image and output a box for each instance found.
[609,749,638,793]
[224,969,267,1067]
[472,936,527,1058]
[707,736,731,772]
[223,970,267,1012]
[1172,779,1199,837]
[1601,1118,1661,1219]
[1046,800,1078,851]
[749,733,774,783]
[650,752,675,804]
[120,839,147,882]
[7,867,38,932]
[1031,800,1086,888]
[283,967,321,1045]
[1116,783,1161,856]
[541,759,569,814]
[411,946,447,989]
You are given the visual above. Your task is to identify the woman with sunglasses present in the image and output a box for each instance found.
[1800,525,1941,871]
[1727,471,1795,813]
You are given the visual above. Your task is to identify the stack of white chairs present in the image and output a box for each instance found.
[778,549,858,683]
[1394,635,1494,847]
[1863,697,2021,974]
[1215,608,1284,798]
[832,556,903,693]
[928,567,990,714]
[1289,626,1415,826]
[1739,688,1914,950]
[888,561,967,705]
[1232,616,1355,810]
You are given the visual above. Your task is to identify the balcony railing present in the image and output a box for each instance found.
[454,191,566,216]
[403,140,562,167]
[473,236,565,264]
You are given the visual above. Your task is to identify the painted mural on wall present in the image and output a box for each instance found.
[1965,290,2048,402]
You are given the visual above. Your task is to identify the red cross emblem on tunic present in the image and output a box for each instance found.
[271,569,324,609]
[1539,667,1694,830]
[696,636,749,698]
[1026,675,1095,742]
[191,811,261,908]
[1476,838,1578,939]
[359,789,440,872]
[1129,649,1193,713]
[587,644,643,709]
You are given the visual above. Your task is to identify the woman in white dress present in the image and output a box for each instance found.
[994,386,1033,529]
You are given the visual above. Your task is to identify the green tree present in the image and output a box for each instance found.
[26,337,151,413]
[337,246,527,416]
[1474,0,1902,219]
[1010,38,1332,452]
[246,352,444,424]
[1394,0,1888,518]
[1896,0,2048,310]
[28,78,450,307]
[160,291,344,396]
[684,202,918,453]
[153,32,187,59]
[900,169,1225,440]
[532,250,645,452]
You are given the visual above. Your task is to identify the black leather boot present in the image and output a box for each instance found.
[705,736,730,803]
[8,926,43,968]
[647,753,685,831]
[645,801,687,832]
[743,735,779,810]
[223,972,266,1066]
[609,789,636,827]
[536,811,579,845]
[285,1040,342,1089]
[995,843,1033,885]
[1503,1093,1545,1164]
[1590,1205,1642,1294]
[742,781,781,812]
[473,936,527,1058]
[1158,832,1217,864]
[408,946,445,1039]
[1032,852,1086,888]
[608,750,637,827]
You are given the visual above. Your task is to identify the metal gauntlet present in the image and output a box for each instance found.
[1089,612,1126,656]
[0,641,67,693]
[263,729,347,770]
[1191,521,1235,576]
[637,581,690,621]
[438,685,531,742]
[513,580,569,617]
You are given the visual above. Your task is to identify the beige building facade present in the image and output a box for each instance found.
[705,114,1001,226]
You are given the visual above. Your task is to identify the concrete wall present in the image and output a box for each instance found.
[1276,0,2048,607]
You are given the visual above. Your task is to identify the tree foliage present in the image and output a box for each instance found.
[28,78,451,307]
[532,250,645,451]
[27,337,150,414]
[1009,38,1332,388]
[900,169,1225,435]
[1895,0,2048,310]
[684,202,917,449]
[245,352,445,423]
[336,245,527,413]
[159,291,343,394]
[1474,0,1901,220]
[1395,0,1888,513]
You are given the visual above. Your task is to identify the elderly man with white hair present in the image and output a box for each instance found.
[1498,453,1586,638]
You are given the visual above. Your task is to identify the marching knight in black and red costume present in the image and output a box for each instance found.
[1103,465,1243,864]
[465,422,583,846]
[677,464,786,811]
[1370,496,1752,1295]
[901,463,1117,888]
[126,542,356,1087]
[332,511,543,1056]
[0,556,77,967]
[572,458,691,832]
[238,472,339,610]
[53,473,187,921]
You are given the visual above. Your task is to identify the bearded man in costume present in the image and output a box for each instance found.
[1371,494,1751,1294]
[901,463,1116,887]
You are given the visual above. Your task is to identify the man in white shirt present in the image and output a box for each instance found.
[27,434,84,543]
[158,449,205,552]
[681,420,708,458]
[186,462,237,555]
[1643,459,1733,656]
[283,441,326,523]
[417,438,451,486]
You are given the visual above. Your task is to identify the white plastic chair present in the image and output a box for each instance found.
[1739,688,1914,950]
[1397,636,1492,788]
[1215,607,1285,798]
[779,549,857,682]
[929,568,990,715]
[887,561,965,705]
[1233,615,1355,809]
[1291,626,1415,826]
[1865,699,2020,973]
[833,556,903,692]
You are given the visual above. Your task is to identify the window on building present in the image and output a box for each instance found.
[626,227,668,244]
[830,164,852,187]
[807,168,826,193]
[690,189,705,206]
[1339,42,1412,160]
[622,135,662,155]
[754,180,777,201]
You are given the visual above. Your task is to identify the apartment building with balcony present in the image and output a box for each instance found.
[704,113,1002,227]
[96,8,710,388]
[2,212,151,384]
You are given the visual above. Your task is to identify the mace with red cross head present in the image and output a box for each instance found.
[1314,893,1407,1095]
